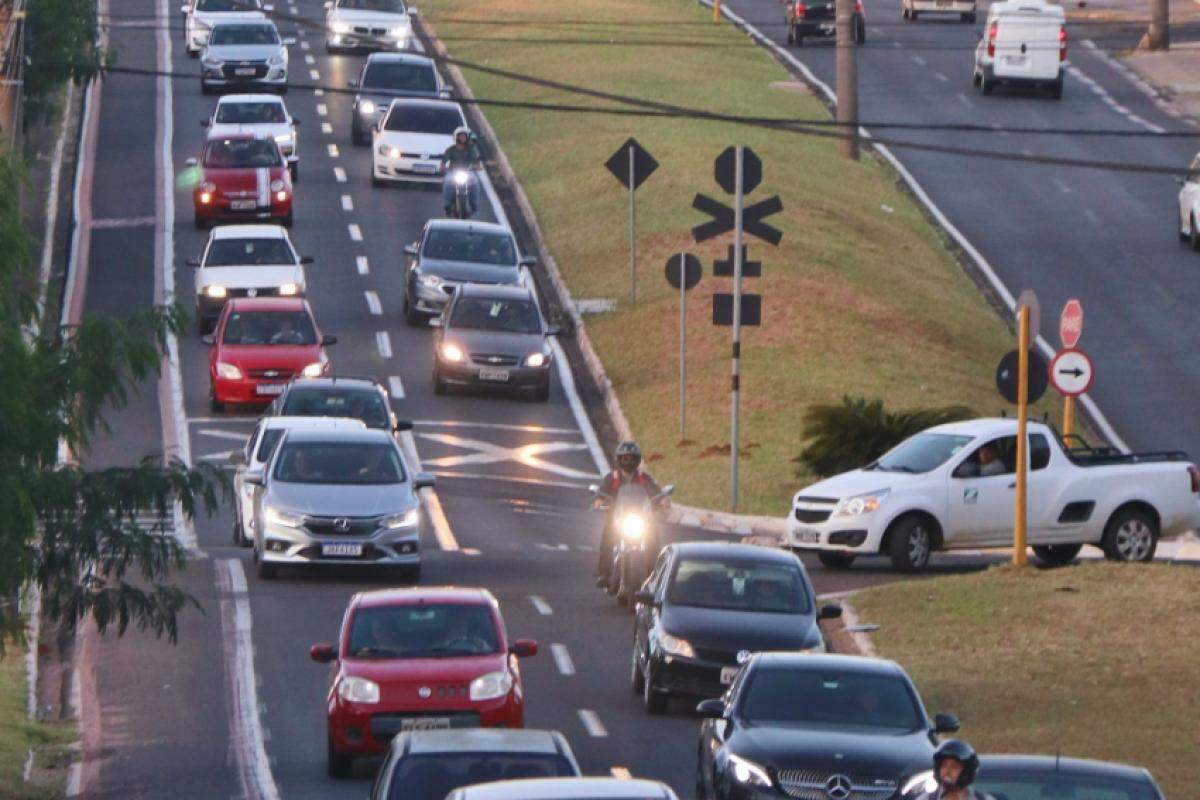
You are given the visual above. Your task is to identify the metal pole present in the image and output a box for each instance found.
[835,0,859,160]
[628,145,637,305]
[1146,0,1169,50]
[1062,394,1075,440]
[730,147,743,512]
[1013,306,1030,566]
[679,253,686,440]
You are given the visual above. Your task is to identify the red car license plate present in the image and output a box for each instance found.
[230,199,257,210]
[400,717,451,731]
[255,383,285,396]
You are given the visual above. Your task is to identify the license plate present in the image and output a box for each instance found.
[230,199,257,210]
[478,367,510,382]
[235,67,257,76]
[793,528,820,544]
[400,717,452,731]
[255,383,285,395]
[1003,55,1028,67]
[321,542,363,557]
[720,667,739,685]
[411,162,437,173]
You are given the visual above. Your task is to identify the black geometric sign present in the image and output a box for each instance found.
[715,146,762,196]
[692,193,783,246]
[604,137,659,191]
[713,245,761,278]
[713,293,761,327]
[995,349,1049,405]
[665,253,703,291]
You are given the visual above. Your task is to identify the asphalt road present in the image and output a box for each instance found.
[74,0,1008,797]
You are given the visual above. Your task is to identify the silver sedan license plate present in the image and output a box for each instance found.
[400,717,451,731]
[235,67,256,76]
[720,667,739,685]
[321,542,363,557]
[478,367,510,382]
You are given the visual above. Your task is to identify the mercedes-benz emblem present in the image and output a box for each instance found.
[736,650,752,664]
[333,517,351,533]
[824,774,852,800]
[418,686,432,699]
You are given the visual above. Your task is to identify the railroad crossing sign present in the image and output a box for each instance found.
[1059,299,1083,349]
[996,349,1049,405]
[713,245,761,278]
[664,252,702,290]
[604,137,658,190]
[692,193,783,245]
[715,146,762,195]
[1049,349,1094,397]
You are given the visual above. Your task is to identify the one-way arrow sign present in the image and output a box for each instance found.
[691,193,783,245]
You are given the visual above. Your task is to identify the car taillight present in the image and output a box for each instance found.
[795,1,806,18]
[1058,26,1067,61]
[987,22,997,57]
[1188,464,1200,493]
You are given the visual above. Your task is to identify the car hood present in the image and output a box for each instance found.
[661,605,820,653]
[329,8,409,25]
[203,165,287,196]
[266,480,416,517]
[377,130,453,157]
[415,258,520,284]
[204,43,284,61]
[196,265,303,290]
[216,343,322,370]
[209,122,293,140]
[796,469,926,501]
[342,653,507,703]
[443,329,543,358]
[731,724,935,778]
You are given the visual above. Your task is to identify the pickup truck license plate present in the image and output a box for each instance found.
[1003,55,1028,67]
[235,67,257,76]
[793,528,820,544]
[400,717,452,731]
[321,542,363,557]
[478,367,510,382]
[720,667,740,685]
[255,383,285,395]
[231,199,257,210]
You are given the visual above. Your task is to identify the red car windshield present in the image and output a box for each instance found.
[347,604,499,659]
[221,310,316,345]
[205,138,283,168]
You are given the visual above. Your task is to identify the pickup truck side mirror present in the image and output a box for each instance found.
[346,78,358,89]
[696,699,726,718]
[321,334,338,346]
[200,118,210,128]
[394,419,414,432]
[201,334,215,346]
[519,255,537,267]
[244,473,264,486]
[634,589,657,606]
[545,324,561,337]
[185,157,198,168]
[309,643,335,663]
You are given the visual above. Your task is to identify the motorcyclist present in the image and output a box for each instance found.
[594,441,666,586]
[905,739,992,800]
[440,126,481,217]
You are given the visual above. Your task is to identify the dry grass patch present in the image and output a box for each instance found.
[0,638,73,799]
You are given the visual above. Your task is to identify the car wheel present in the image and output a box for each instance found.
[327,738,353,779]
[289,163,298,182]
[817,551,856,570]
[194,213,209,231]
[1191,215,1200,252]
[886,515,934,572]
[432,365,448,395]
[909,9,919,20]
[795,32,805,46]
[277,84,288,96]
[854,16,866,43]
[200,80,212,95]
[371,172,384,187]
[630,645,645,694]
[642,662,668,715]
[1101,507,1158,562]
[972,70,982,87]
[1049,76,1064,100]
[404,294,425,327]
[980,72,995,95]
[209,384,224,413]
[786,22,795,43]
[233,516,244,546]
[531,378,550,403]
[902,5,909,19]
[1032,543,1082,567]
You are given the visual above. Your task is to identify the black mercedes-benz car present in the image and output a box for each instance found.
[901,754,1166,800]
[696,653,960,800]
[631,542,841,714]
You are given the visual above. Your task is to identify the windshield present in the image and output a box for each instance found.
[384,104,462,134]
[362,62,437,94]
[273,442,404,484]
[449,298,540,335]
[667,559,812,614]
[204,137,282,168]
[422,229,517,266]
[221,309,316,345]
[741,669,922,730]
[215,101,287,124]
[255,429,284,463]
[389,753,575,800]
[209,23,278,45]
[348,604,498,659]
[975,772,1159,800]
[338,0,406,10]
[197,0,260,11]
[279,388,390,430]
[206,238,294,266]
[872,433,973,474]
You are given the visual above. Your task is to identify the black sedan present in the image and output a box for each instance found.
[631,542,841,714]
[901,754,1166,800]
[696,653,960,800]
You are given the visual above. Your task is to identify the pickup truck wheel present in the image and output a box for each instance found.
[818,551,856,570]
[1101,508,1158,562]
[887,516,933,572]
[1032,543,1082,567]
[854,17,866,44]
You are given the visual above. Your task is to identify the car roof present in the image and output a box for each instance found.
[978,755,1156,783]
[366,52,434,66]
[216,93,285,105]
[455,283,535,302]
[210,223,288,240]
[918,417,1052,439]
[225,297,307,311]
[354,586,496,609]
[751,653,905,677]
[989,0,1064,16]
[425,218,511,236]
[668,541,802,566]
[207,131,274,143]
[283,375,384,392]
[455,778,675,800]
[261,415,365,431]
[281,427,393,445]
[397,729,566,756]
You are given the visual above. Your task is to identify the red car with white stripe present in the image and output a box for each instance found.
[190,133,294,229]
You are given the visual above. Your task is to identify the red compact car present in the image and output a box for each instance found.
[190,133,294,229]
[311,587,539,778]
[205,297,334,411]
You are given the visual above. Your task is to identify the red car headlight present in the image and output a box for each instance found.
[469,670,514,701]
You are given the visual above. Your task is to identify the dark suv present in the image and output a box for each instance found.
[267,375,411,435]
[349,53,448,145]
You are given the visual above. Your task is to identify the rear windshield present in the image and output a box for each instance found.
[222,309,315,345]
[668,558,812,614]
[975,772,1160,800]
[390,754,576,800]
[197,0,259,11]
[209,23,278,45]
[362,62,438,94]
[279,388,390,430]
[449,298,540,335]
[741,669,922,731]
[422,228,517,266]
[216,101,287,124]
[348,604,498,659]
[384,104,462,134]
[338,0,406,10]
[273,442,404,484]
[206,238,294,266]
[204,137,282,168]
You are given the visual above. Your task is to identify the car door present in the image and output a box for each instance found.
[635,549,671,665]
[946,436,1018,546]
[236,421,263,526]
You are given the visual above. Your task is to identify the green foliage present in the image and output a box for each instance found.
[797,396,974,478]
[0,150,227,648]
[25,0,105,120]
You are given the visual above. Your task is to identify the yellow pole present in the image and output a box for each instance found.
[1013,306,1029,566]
[1062,395,1075,440]
[714,0,721,22]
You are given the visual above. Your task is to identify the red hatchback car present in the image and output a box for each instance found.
[311,587,539,778]
[189,133,294,229]
[204,297,335,411]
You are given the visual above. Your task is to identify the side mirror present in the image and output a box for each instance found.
[229,451,248,466]
[545,324,561,337]
[300,255,315,264]
[404,243,419,256]
[309,643,336,663]
[394,419,414,432]
[185,157,198,167]
[291,117,301,127]
[322,334,338,346]
[282,36,296,46]
[186,257,201,267]
[661,484,675,496]
[634,589,656,606]
[439,88,452,99]
[510,638,538,658]
[200,118,211,128]
[414,472,436,490]
[818,603,843,620]
[429,316,443,328]
[696,698,726,718]
[407,5,419,14]
[201,334,215,346]
[933,713,960,734]
[519,255,537,267]
[244,473,264,486]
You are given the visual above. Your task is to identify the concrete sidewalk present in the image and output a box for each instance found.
[1125,40,1200,119]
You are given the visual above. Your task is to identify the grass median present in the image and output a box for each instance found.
[426,0,1054,514]
[0,638,72,799]
[851,563,1200,797]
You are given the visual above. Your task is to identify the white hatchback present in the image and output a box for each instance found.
[973,0,1066,99]
[371,98,466,185]
[1179,152,1200,250]
[204,94,301,179]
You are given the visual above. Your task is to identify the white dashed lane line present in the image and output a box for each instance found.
[299,40,309,50]
[334,166,347,182]
[955,92,972,108]
[304,54,315,64]
[388,375,404,399]
[327,144,340,158]
[577,710,607,738]
[1084,209,1100,225]
[321,122,333,135]
[348,223,362,241]
[341,194,353,211]
[913,55,926,66]
[309,69,320,81]
[314,88,324,97]
[376,331,393,359]
[528,595,553,615]
[934,72,948,83]
[550,644,575,676]
[316,103,328,116]
[364,290,381,315]
[356,255,369,275]
[1052,177,1072,193]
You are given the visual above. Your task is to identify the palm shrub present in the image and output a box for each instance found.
[797,396,974,478]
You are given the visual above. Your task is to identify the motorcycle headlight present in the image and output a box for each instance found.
[301,362,325,378]
[440,342,464,363]
[278,282,299,296]
[832,488,890,518]
[384,508,420,529]
[337,676,380,704]
[468,670,513,701]
[524,352,547,368]
[331,21,351,33]
[657,631,694,659]
[453,169,470,186]
[620,513,646,539]
[263,505,304,528]
[358,100,376,115]
[728,754,772,788]
[417,272,442,288]
[204,284,227,299]
[215,360,241,379]
[269,178,286,192]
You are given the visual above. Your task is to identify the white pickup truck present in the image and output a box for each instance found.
[785,418,1200,572]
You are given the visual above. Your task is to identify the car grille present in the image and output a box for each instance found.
[353,25,388,36]
[369,711,481,740]
[470,353,520,367]
[793,496,838,523]
[221,61,268,79]
[304,515,383,537]
[777,770,897,800]
[228,287,279,299]
[246,367,294,379]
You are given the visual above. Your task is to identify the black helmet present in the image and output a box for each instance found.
[933,739,979,789]
[615,440,642,473]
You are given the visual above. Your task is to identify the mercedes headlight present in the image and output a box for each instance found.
[620,513,646,539]
[263,505,304,528]
[440,342,464,363]
[278,282,299,296]
[215,361,241,379]
[524,352,547,368]
[384,508,419,529]
[657,631,694,659]
[728,754,772,788]
[301,362,325,378]
[331,20,351,33]
[358,100,376,115]
[468,670,513,701]
[337,676,380,704]
[204,284,227,299]
[832,488,890,518]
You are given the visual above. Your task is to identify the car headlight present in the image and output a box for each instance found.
[384,508,420,529]
[201,181,216,193]
[263,505,304,528]
[202,55,222,68]
[657,631,694,659]
[278,282,299,296]
[268,52,285,66]
[358,100,376,115]
[215,360,242,379]
[524,352,548,368]
[832,489,890,518]
[331,20,351,33]
[337,676,380,704]
[389,25,408,37]
[620,513,646,539]
[440,342,464,363]
[301,362,325,378]
[468,670,513,701]
[275,133,294,145]
[204,284,227,299]
[377,144,401,158]
[269,179,286,192]
[417,272,442,288]
[728,754,772,788]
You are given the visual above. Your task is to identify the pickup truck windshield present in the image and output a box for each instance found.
[872,433,973,473]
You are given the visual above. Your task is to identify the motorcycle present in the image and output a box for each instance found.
[447,168,476,219]
[592,482,673,612]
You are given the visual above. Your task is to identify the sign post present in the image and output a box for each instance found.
[665,253,702,439]
[1013,291,1038,567]
[1058,299,1084,438]
[604,138,658,306]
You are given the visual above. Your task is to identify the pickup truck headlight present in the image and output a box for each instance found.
[278,282,299,296]
[832,489,889,517]
[728,754,772,788]
[358,100,376,115]
[657,631,694,659]
[469,670,514,701]
[263,505,304,528]
[337,676,380,704]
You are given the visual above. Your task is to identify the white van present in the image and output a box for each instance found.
[973,0,1066,99]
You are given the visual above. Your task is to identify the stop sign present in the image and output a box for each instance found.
[1059,299,1083,349]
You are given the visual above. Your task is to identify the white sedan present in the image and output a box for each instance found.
[1179,151,1200,250]
[181,0,269,56]
[203,94,300,179]
[371,98,466,186]
[325,0,415,53]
